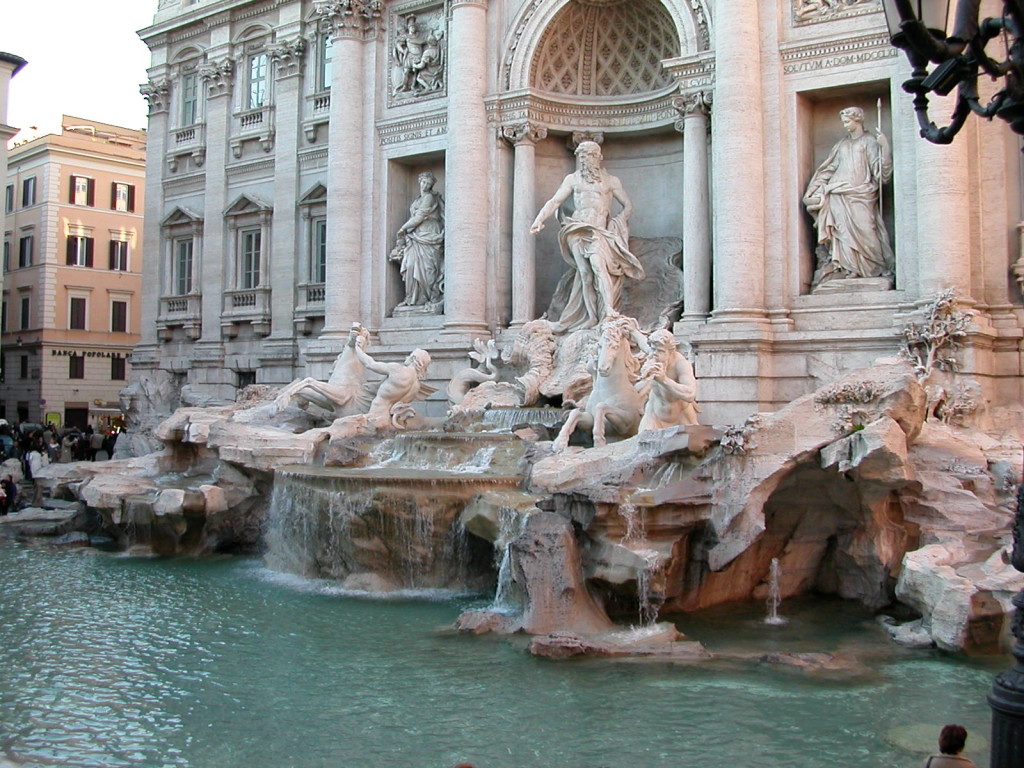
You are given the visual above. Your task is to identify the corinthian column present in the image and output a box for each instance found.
[316,0,382,339]
[674,91,712,325]
[710,1,766,323]
[138,76,170,350]
[443,0,491,336]
[501,121,547,326]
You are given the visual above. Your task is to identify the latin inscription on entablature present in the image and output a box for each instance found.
[781,33,898,75]
[378,113,448,146]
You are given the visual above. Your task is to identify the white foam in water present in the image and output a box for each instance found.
[252,565,476,602]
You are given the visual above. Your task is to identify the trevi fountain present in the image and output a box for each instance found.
[4,0,1024,767]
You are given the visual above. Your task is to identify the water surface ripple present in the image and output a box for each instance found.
[0,543,999,768]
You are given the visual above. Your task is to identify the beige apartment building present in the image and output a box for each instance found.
[2,117,145,430]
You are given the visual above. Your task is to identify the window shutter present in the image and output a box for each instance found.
[127,185,136,213]
[108,240,116,270]
[110,182,117,210]
[69,176,76,203]
[66,238,75,265]
[86,179,95,207]
[85,238,94,268]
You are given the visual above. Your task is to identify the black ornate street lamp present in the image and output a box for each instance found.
[881,0,1024,141]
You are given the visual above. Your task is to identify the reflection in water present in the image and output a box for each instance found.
[0,543,998,768]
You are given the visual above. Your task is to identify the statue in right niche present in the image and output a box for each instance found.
[803,106,894,288]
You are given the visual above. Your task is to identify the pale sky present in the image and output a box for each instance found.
[3,1,157,140]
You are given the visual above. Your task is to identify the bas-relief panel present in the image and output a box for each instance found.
[792,0,881,26]
[388,1,447,108]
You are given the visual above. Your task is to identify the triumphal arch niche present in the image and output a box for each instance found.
[485,0,709,330]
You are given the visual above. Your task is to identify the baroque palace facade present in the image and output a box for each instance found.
[136,0,1024,423]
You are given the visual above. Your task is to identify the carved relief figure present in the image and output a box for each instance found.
[390,171,445,311]
[393,15,444,96]
[803,106,893,287]
[531,141,645,331]
[635,329,699,431]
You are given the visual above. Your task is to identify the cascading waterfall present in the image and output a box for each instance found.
[491,506,528,614]
[618,501,662,626]
[765,557,787,626]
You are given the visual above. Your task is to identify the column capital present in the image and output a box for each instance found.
[501,121,547,147]
[269,38,307,79]
[199,58,234,98]
[315,0,384,41]
[451,0,490,8]
[566,131,604,152]
[140,78,171,115]
[673,91,712,133]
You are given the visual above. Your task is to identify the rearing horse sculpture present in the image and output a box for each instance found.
[552,316,645,451]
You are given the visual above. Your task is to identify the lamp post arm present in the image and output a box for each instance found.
[915,88,973,143]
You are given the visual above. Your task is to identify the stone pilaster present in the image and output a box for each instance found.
[501,121,547,326]
[443,0,491,336]
[674,91,712,327]
[198,56,234,347]
[138,77,171,352]
[265,37,305,361]
[316,0,383,339]
[710,1,766,324]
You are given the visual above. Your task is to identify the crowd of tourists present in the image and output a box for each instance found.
[0,421,120,514]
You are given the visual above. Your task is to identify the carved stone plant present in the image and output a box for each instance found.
[900,289,974,382]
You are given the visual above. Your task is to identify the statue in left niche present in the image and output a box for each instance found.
[393,14,444,96]
[390,171,445,312]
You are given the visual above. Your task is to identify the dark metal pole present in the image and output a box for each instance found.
[987,457,1024,767]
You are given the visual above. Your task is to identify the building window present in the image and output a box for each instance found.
[70,297,88,330]
[19,355,28,380]
[21,177,35,207]
[109,240,129,271]
[181,71,199,126]
[19,295,30,330]
[2,238,9,273]
[4,185,12,213]
[111,356,127,381]
[240,228,261,289]
[112,183,136,213]
[111,300,128,333]
[66,236,95,267]
[17,235,32,268]
[318,34,333,91]
[1,300,6,333]
[311,217,327,283]
[248,53,268,109]
[69,355,85,380]
[174,238,194,295]
[70,175,95,206]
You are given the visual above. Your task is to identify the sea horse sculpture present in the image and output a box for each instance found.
[552,316,645,451]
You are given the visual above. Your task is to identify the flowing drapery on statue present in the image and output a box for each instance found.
[531,141,644,331]
[803,106,893,286]
[390,171,444,309]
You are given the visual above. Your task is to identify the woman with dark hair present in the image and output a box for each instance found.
[922,724,977,767]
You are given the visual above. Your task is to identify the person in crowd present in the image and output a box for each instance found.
[1,474,18,515]
[921,724,977,768]
[24,437,46,507]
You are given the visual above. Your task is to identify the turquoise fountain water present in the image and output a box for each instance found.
[0,542,999,768]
